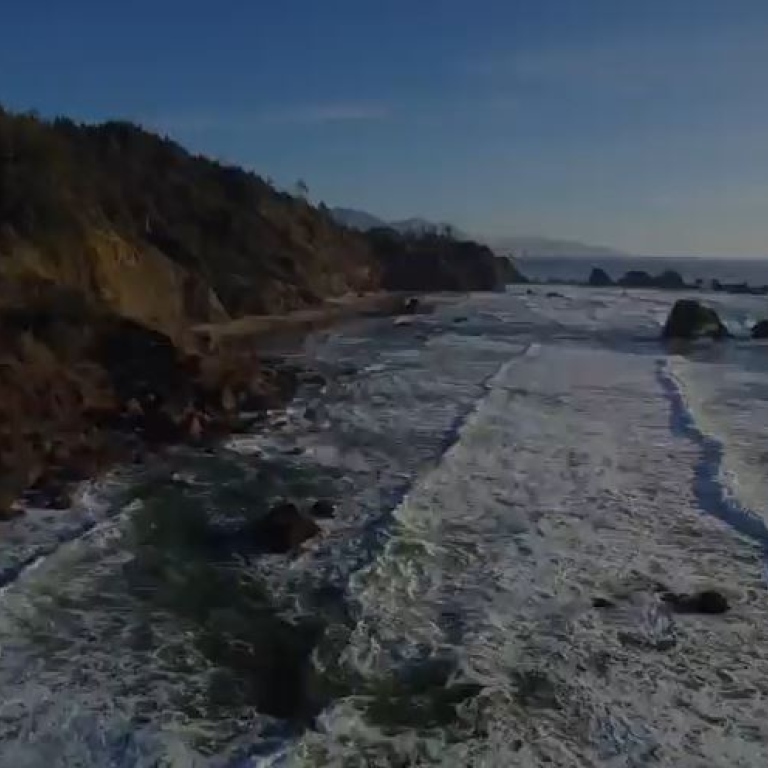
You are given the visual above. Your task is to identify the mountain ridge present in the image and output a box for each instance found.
[330,206,624,258]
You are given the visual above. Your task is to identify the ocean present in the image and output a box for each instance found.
[1,283,768,766]
[517,255,768,286]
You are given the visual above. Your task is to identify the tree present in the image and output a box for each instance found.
[295,178,309,199]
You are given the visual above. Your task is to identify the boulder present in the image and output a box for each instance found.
[655,270,686,290]
[588,268,613,287]
[662,300,729,340]
[310,499,336,519]
[752,320,768,339]
[246,502,321,554]
[618,270,656,288]
[403,297,420,314]
[662,589,729,615]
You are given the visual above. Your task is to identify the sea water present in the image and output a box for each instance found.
[1,284,768,766]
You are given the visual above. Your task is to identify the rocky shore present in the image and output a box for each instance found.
[0,105,524,524]
[0,289,426,523]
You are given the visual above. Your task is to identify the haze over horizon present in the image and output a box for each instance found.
[2,0,767,257]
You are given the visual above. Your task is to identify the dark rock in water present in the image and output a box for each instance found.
[752,320,768,339]
[655,270,686,290]
[526,289,535,295]
[404,296,420,314]
[662,300,729,340]
[588,267,613,287]
[246,502,321,554]
[453,316,468,323]
[546,291,564,299]
[662,589,730,615]
[592,596,615,609]
[298,371,327,387]
[618,270,656,288]
[310,499,336,519]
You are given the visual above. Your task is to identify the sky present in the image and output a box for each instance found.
[2,0,768,256]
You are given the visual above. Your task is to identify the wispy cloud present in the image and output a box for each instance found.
[466,26,768,97]
[146,101,392,133]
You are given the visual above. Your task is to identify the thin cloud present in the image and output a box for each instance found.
[466,26,768,97]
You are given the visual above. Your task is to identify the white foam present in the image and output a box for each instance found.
[291,338,768,766]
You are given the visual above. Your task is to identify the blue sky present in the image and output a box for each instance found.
[2,0,768,256]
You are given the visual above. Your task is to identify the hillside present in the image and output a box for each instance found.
[0,107,526,514]
[0,111,384,338]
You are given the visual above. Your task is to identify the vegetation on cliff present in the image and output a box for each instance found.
[367,227,526,292]
[0,108,381,335]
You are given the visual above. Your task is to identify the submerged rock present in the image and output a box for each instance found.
[310,499,336,519]
[662,300,729,340]
[662,589,730,615]
[246,502,321,554]
[752,320,768,339]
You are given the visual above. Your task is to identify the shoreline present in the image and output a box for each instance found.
[188,291,430,352]
[0,291,429,521]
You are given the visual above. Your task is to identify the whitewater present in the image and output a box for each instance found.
[1,286,768,767]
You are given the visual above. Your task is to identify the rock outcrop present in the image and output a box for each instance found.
[367,229,524,292]
[588,267,613,287]
[662,300,729,340]
[245,502,321,554]
[662,589,730,615]
[618,270,685,290]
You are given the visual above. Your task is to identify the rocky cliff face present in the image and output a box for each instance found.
[367,229,525,292]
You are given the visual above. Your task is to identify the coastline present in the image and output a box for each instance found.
[0,291,429,522]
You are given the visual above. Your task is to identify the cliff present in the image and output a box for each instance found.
[0,111,384,337]
[0,106,526,514]
[367,228,525,292]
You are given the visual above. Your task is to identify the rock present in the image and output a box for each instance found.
[141,408,182,444]
[662,589,730,615]
[618,269,686,290]
[310,499,336,519]
[453,316,468,323]
[656,270,686,290]
[403,297,420,314]
[546,291,564,299]
[662,300,729,340]
[588,268,613,287]
[298,371,327,388]
[592,596,615,609]
[23,476,72,510]
[752,320,768,339]
[247,502,321,554]
[0,498,25,521]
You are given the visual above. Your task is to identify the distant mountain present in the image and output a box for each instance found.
[330,208,622,258]
[330,208,469,239]
[328,207,387,231]
[490,236,625,258]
